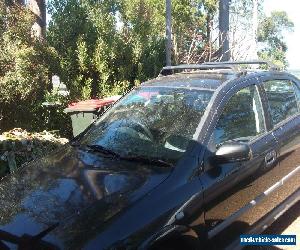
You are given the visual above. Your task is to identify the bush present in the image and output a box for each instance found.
[0,2,71,137]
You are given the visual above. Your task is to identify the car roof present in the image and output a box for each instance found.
[141,70,239,90]
[142,67,298,91]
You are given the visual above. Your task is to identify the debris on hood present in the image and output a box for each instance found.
[0,128,68,178]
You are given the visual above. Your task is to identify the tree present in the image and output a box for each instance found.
[171,0,218,63]
[0,0,60,132]
[229,0,264,60]
[47,0,132,99]
[228,0,294,68]
[47,0,220,100]
[258,11,294,68]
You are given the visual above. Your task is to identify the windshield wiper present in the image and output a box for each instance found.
[84,144,121,158]
[0,222,59,249]
[78,144,173,167]
[120,155,173,168]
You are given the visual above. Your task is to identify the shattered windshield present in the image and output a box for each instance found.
[80,86,213,164]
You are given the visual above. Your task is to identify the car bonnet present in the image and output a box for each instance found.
[0,144,171,249]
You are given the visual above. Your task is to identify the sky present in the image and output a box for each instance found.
[264,0,300,69]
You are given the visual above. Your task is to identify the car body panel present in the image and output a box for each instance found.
[198,72,300,248]
[0,145,172,249]
[197,77,279,246]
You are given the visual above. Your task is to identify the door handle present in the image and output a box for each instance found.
[265,150,277,166]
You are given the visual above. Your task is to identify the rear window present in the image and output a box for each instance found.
[263,80,299,126]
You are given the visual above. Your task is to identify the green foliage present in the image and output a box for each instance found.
[47,0,219,100]
[0,1,70,137]
[258,11,294,44]
[258,11,294,68]
[229,1,293,67]
[101,80,131,97]
[0,0,294,138]
[47,0,122,99]
[0,43,47,102]
[0,2,41,103]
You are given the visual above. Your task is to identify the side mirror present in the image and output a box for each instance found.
[213,141,252,164]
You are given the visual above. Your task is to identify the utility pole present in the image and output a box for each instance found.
[165,0,172,66]
[219,0,230,61]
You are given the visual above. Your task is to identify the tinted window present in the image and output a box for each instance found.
[263,80,299,126]
[214,85,265,146]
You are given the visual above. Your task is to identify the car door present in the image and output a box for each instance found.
[199,83,280,248]
[259,78,300,209]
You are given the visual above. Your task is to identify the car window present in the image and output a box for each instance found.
[80,86,213,164]
[263,80,299,126]
[213,85,265,147]
[293,82,300,107]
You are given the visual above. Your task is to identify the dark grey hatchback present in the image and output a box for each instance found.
[0,61,300,250]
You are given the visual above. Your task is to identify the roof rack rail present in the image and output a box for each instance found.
[202,60,280,71]
[159,64,241,76]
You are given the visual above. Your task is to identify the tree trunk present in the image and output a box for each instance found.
[250,0,258,59]
[165,0,172,66]
[219,0,230,61]
[28,0,46,39]
[206,13,211,44]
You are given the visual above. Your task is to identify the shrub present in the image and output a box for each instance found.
[0,1,70,137]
